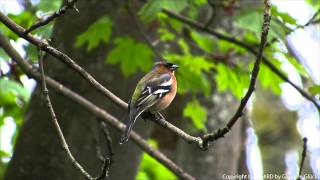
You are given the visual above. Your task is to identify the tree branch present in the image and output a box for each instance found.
[297,137,308,180]
[200,0,272,149]
[95,121,113,180]
[161,9,320,111]
[0,11,128,109]
[23,0,79,34]
[0,32,195,180]
[37,50,94,180]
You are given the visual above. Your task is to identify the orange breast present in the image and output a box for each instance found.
[152,76,177,111]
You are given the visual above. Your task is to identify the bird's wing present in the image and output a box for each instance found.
[119,73,172,144]
[135,73,172,108]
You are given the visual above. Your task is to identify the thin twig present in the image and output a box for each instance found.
[37,50,94,180]
[24,0,79,34]
[297,137,308,180]
[161,9,320,111]
[94,121,113,180]
[0,33,195,180]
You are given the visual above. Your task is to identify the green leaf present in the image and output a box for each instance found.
[183,100,207,130]
[190,31,214,53]
[272,6,298,25]
[106,36,153,76]
[165,53,214,95]
[139,0,188,23]
[75,16,113,51]
[0,12,36,40]
[308,85,320,96]
[269,20,288,41]
[0,150,9,158]
[283,53,309,78]
[0,49,10,61]
[305,0,320,10]
[136,139,176,180]
[215,63,249,99]
[235,9,262,39]
[158,28,175,41]
[0,78,31,105]
[258,61,284,95]
[178,39,190,55]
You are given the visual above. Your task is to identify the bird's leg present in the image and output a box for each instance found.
[154,112,167,127]
[141,111,155,122]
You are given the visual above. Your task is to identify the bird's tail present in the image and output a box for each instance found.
[119,112,136,144]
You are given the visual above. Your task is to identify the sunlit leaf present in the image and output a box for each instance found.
[258,61,284,95]
[75,16,113,51]
[0,78,31,105]
[272,6,298,25]
[305,0,320,10]
[283,53,309,78]
[165,53,214,95]
[0,12,36,40]
[308,85,320,96]
[191,31,214,53]
[215,63,249,99]
[158,28,175,41]
[136,139,176,180]
[235,9,262,39]
[106,36,153,76]
[183,100,207,130]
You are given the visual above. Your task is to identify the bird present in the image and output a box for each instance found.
[119,61,179,144]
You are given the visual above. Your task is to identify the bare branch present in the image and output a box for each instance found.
[95,121,113,180]
[161,9,320,111]
[0,11,128,109]
[24,0,79,34]
[37,50,94,180]
[297,137,308,180]
[0,33,195,180]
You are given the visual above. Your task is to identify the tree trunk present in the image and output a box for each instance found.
[5,0,151,179]
[175,92,248,180]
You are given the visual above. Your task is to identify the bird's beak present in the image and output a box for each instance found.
[171,64,179,70]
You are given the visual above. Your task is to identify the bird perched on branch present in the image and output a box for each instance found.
[119,61,179,144]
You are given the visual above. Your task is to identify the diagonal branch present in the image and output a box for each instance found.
[37,50,94,180]
[201,0,272,148]
[24,0,79,34]
[0,33,195,180]
[161,9,320,111]
[0,11,128,109]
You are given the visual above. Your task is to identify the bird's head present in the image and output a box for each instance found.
[154,61,179,72]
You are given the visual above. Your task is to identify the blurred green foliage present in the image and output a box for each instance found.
[106,36,153,76]
[75,16,113,51]
[0,0,317,179]
[135,139,176,180]
[183,99,207,130]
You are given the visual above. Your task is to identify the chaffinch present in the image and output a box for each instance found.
[119,61,179,144]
